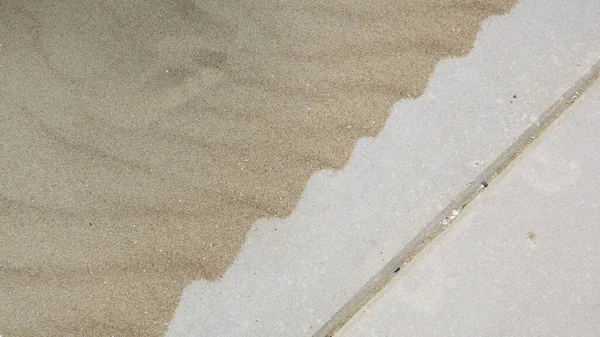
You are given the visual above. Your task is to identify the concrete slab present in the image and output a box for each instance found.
[336,79,600,336]
[167,0,600,335]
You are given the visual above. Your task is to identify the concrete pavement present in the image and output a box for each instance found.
[336,77,600,336]
[167,0,600,335]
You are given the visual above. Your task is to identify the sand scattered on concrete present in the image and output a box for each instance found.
[0,0,515,335]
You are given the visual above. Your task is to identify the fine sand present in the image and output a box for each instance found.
[0,0,516,335]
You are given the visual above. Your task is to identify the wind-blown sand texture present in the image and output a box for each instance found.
[0,0,515,335]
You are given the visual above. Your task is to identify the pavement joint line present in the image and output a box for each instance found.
[314,58,600,337]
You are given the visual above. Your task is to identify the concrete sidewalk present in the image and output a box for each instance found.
[336,79,600,336]
[166,1,600,336]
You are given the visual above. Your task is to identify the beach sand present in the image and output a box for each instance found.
[0,0,515,335]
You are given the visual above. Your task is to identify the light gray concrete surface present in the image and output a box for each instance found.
[167,1,600,335]
[336,79,600,336]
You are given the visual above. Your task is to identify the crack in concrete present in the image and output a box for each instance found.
[317,58,600,337]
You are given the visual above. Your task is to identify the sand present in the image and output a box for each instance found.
[0,0,516,335]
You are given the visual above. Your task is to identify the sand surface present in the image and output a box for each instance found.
[0,0,515,335]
